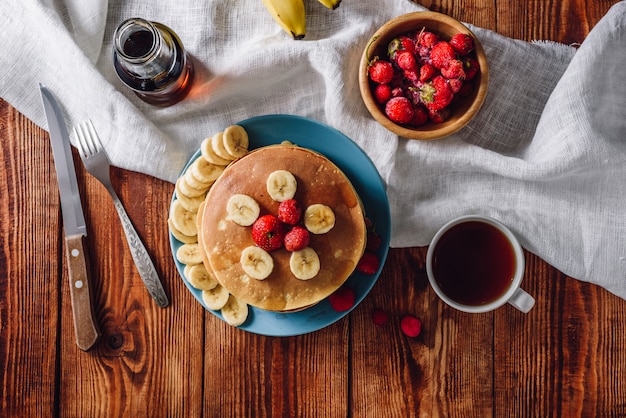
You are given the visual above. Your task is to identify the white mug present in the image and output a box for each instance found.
[426,215,535,314]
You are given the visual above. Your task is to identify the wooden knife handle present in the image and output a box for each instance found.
[65,234,101,351]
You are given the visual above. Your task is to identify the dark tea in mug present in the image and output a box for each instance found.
[430,220,516,306]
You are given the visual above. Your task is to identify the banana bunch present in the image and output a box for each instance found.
[260,0,341,40]
[169,124,251,327]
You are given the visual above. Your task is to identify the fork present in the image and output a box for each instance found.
[73,120,169,308]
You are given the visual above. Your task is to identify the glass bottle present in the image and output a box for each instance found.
[113,18,194,107]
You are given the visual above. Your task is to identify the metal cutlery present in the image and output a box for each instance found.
[39,85,101,351]
[73,120,169,308]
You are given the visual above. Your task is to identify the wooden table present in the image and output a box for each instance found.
[1,1,625,416]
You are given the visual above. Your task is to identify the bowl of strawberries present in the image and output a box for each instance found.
[359,11,489,140]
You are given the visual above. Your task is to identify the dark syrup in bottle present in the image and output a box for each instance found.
[113,18,194,107]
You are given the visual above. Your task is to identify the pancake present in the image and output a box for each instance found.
[199,144,366,312]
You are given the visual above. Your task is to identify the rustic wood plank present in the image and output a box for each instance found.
[0,99,60,416]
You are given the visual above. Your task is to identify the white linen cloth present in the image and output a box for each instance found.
[1,0,625,298]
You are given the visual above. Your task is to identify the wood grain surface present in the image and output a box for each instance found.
[1,1,625,417]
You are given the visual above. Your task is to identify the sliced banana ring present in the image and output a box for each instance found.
[186,264,219,291]
[304,203,335,234]
[190,157,225,184]
[177,176,207,198]
[168,218,198,244]
[201,284,230,310]
[220,294,249,327]
[211,132,234,161]
[170,199,199,237]
[226,194,260,226]
[223,125,249,159]
[289,247,321,280]
[201,137,231,166]
[266,169,297,202]
[240,246,274,280]
[176,243,203,265]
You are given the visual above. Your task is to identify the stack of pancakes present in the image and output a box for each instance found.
[196,144,366,312]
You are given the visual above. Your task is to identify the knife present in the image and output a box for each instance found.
[40,85,101,351]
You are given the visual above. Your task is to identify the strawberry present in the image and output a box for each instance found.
[396,50,417,71]
[441,59,465,80]
[449,33,474,55]
[356,252,380,275]
[417,30,439,49]
[373,84,392,105]
[365,231,382,252]
[328,287,355,312]
[448,78,464,94]
[419,75,453,111]
[385,97,414,124]
[277,199,302,225]
[462,56,480,80]
[368,59,394,84]
[403,68,420,84]
[284,225,310,252]
[428,107,450,123]
[400,315,421,337]
[419,63,436,82]
[372,309,389,327]
[388,36,415,61]
[411,104,429,126]
[252,214,285,251]
[430,41,457,69]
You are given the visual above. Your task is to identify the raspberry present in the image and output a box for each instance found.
[441,59,465,80]
[368,59,394,84]
[419,63,436,82]
[430,41,457,69]
[373,84,392,105]
[385,97,414,124]
[356,252,380,275]
[396,50,417,70]
[420,75,453,111]
[328,287,355,312]
[400,315,421,337]
[372,309,389,327]
[277,199,302,225]
[449,33,475,55]
[284,225,310,252]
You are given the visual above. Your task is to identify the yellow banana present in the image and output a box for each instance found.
[261,0,306,39]
[317,0,341,10]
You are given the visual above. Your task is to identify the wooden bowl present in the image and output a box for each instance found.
[358,11,489,140]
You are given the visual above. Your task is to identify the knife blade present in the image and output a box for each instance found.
[39,85,101,351]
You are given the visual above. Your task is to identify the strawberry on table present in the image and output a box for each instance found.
[396,50,417,71]
[373,83,392,105]
[400,315,421,337]
[430,41,456,69]
[328,287,356,312]
[419,75,453,111]
[356,252,380,275]
[441,59,465,80]
[419,63,436,82]
[368,59,394,84]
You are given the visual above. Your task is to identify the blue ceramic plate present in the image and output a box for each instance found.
[169,114,390,336]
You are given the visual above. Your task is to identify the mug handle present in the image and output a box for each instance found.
[508,288,535,313]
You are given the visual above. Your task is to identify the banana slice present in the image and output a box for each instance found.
[226,194,260,226]
[184,169,212,192]
[266,170,297,202]
[186,264,218,291]
[168,218,198,244]
[211,132,234,161]
[304,203,335,234]
[177,176,207,198]
[174,178,206,212]
[201,137,231,166]
[223,125,249,159]
[220,294,249,327]
[170,199,198,237]
[201,284,230,310]
[190,157,225,184]
[289,247,321,280]
[240,246,274,280]
[176,243,203,265]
